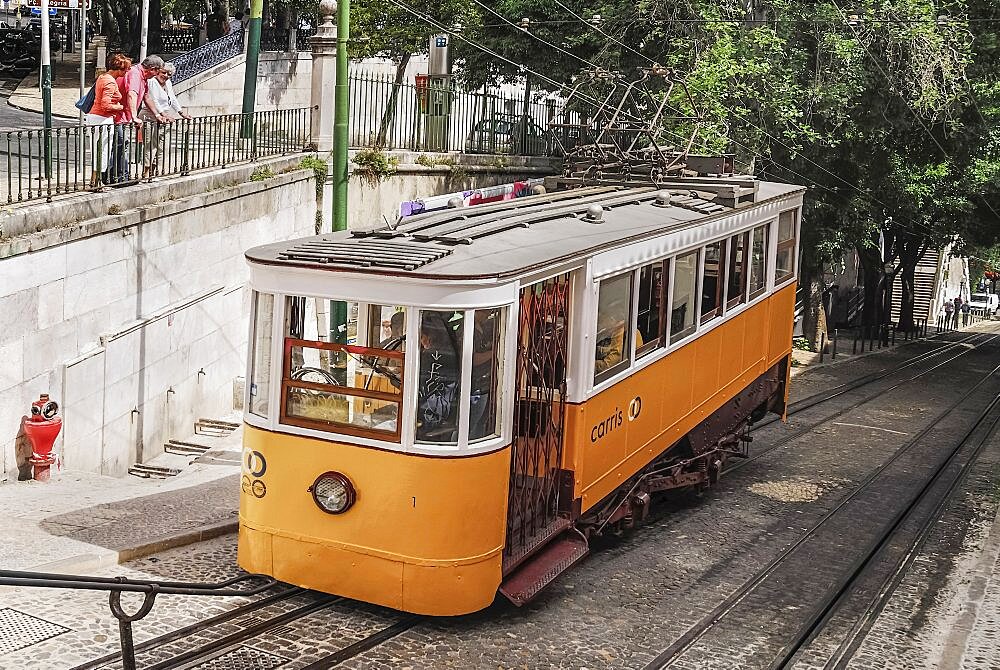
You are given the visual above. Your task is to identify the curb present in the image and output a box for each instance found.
[6,95,78,120]
[30,519,239,575]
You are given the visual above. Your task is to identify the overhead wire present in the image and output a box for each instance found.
[544,0,992,253]
[828,0,1000,251]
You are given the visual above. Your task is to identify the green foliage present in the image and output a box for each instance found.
[300,156,330,196]
[415,154,458,167]
[250,166,276,182]
[352,148,400,187]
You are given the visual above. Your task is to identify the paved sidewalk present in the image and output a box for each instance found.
[8,54,94,121]
[0,421,242,574]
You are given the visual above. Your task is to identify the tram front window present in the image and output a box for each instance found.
[416,310,465,444]
[281,296,406,440]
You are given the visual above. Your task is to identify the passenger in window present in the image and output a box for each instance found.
[416,314,461,441]
[372,311,405,389]
[594,306,643,374]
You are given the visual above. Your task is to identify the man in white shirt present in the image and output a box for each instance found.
[140,62,192,178]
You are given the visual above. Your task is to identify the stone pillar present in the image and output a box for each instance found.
[308,0,337,154]
[288,27,297,53]
[93,35,107,72]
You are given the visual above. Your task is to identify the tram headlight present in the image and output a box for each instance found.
[310,472,356,514]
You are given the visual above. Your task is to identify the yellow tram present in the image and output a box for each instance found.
[238,176,804,615]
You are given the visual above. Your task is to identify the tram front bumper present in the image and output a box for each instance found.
[239,522,502,615]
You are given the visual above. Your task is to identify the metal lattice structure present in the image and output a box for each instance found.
[503,273,572,570]
[172,30,245,84]
[549,66,709,184]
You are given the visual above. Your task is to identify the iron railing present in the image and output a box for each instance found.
[160,27,200,52]
[1,107,310,204]
[171,29,244,84]
[259,27,316,52]
[348,73,584,157]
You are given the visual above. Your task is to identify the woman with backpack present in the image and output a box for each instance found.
[84,53,129,191]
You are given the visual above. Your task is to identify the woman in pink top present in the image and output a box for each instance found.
[86,53,128,190]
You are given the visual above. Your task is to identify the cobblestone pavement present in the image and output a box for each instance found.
[3,326,1000,669]
[0,419,242,572]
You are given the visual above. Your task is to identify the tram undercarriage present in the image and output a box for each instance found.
[499,357,790,606]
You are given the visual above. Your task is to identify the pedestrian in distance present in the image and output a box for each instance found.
[953,295,963,328]
[139,62,192,179]
[227,11,244,35]
[943,298,954,330]
[962,300,971,327]
[85,53,127,191]
[206,5,227,41]
[109,54,163,184]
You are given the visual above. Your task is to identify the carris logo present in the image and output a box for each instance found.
[590,396,642,443]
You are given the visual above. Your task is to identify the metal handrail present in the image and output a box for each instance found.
[0,569,278,670]
[171,30,245,84]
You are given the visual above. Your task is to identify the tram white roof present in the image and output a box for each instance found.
[246,180,805,282]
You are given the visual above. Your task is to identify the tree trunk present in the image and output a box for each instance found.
[895,239,925,331]
[375,53,410,149]
[799,256,827,350]
[856,246,882,326]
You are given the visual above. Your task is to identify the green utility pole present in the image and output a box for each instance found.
[40,0,52,178]
[330,0,350,342]
[332,0,349,233]
[240,0,264,137]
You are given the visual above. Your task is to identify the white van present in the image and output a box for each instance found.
[969,292,999,315]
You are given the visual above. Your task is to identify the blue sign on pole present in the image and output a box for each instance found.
[29,6,58,13]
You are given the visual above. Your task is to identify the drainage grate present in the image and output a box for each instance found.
[191,646,289,670]
[0,608,70,654]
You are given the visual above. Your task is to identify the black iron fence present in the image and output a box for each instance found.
[160,27,200,52]
[259,27,316,52]
[1,107,310,204]
[348,73,583,156]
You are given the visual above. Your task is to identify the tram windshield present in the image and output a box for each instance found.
[281,296,407,441]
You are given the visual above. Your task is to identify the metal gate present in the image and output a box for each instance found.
[503,273,571,571]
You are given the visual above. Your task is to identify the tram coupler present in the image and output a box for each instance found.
[23,394,61,482]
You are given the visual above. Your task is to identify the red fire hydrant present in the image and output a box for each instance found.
[23,394,62,482]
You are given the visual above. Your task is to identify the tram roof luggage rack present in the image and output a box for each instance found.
[248,180,804,280]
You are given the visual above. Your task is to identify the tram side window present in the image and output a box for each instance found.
[470,307,505,441]
[775,210,797,283]
[416,310,465,444]
[594,272,635,384]
[282,296,406,441]
[249,292,274,418]
[726,232,749,310]
[636,261,666,358]
[670,250,699,340]
[748,223,769,298]
[701,240,726,323]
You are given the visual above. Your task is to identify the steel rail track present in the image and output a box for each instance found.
[68,587,306,670]
[643,351,1000,670]
[756,330,984,430]
[794,393,1000,670]
[297,616,423,669]
[726,332,998,476]
[138,595,339,670]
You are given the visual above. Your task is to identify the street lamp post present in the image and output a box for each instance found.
[40,0,52,178]
[241,0,264,137]
[331,0,349,234]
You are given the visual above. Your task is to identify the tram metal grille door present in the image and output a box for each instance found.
[503,273,571,569]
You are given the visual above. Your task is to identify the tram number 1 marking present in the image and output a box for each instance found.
[412,496,416,508]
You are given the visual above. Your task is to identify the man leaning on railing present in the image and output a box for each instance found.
[140,62,193,179]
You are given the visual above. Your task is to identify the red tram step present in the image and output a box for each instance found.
[499,531,589,606]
